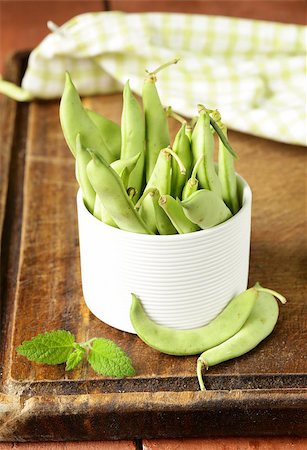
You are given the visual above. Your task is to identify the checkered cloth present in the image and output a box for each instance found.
[21,12,307,145]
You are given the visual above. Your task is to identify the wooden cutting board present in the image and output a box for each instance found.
[0,52,306,441]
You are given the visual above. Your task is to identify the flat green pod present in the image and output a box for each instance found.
[60,73,113,163]
[75,134,95,213]
[171,124,192,199]
[87,151,153,235]
[159,195,199,234]
[191,110,222,196]
[142,61,178,181]
[86,109,121,161]
[197,285,286,390]
[130,287,258,356]
[121,81,145,200]
[151,190,177,235]
[217,123,240,214]
[181,189,232,229]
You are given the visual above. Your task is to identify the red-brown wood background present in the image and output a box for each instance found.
[0,1,306,449]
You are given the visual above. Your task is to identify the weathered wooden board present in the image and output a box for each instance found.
[0,52,306,441]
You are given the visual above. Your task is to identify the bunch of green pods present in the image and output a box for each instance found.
[60,60,240,235]
[130,283,287,390]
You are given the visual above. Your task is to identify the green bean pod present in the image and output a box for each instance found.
[121,81,145,200]
[159,195,200,234]
[197,285,286,390]
[218,123,240,214]
[137,147,185,234]
[142,73,170,182]
[181,189,232,229]
[86,151,153,234]
[137,148,172,234]
[151,190,177,235]
[75,136,118,227]
[111,152,141,188]
[185,123,193,141]
[191,110,222,196]
[171,124,192,199]
[93,195,102,221]
[93,195,118,227]
[59,72,113,163]
[181,155,203,200]
[86,109,121,161]
[75,134,95,213]
[130,286,259,356]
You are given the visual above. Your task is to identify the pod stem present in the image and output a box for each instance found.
[197,356,208,391]
[134,187,157,210]
[190,116,198,128]
[127,187,137,200]
[165,106,187,125]
[254,283,287,304]
[211,109,222,124]
[146,58,180,77]
[158,195,167,206]
[209,117,238,159]
[197,104,214,114]
[164,147,186,175]
[190,155,204,183]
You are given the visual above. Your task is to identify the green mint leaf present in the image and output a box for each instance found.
[65,345,85,371]
[87,338,135,378]
[16,330,75,365]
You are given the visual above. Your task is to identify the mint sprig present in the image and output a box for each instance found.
[16,330,75,364]
[87,338,135,377]
[65,344,85,371]
[16,330,135,378]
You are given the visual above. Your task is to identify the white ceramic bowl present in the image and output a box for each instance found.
[77,175,252,334]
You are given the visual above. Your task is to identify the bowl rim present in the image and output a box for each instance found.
[77,173,252,241]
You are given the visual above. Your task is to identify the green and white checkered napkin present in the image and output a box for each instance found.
[21,11,307,145]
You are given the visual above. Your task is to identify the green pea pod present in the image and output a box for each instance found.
[93,195,102,221]
[130,286,258,356]
[218,123,240,214]
[0,78,33,101]
[142,72,170,182]
[151,190,177,235]
[210,115,238,159]
[197,284,286,390]
[75,134,95,213]
[86,109,121,161]
[59,72,113,163]
[159,195,200,234]
[191,110,222,196]
[111,152,141,187]
[92,195,118,228]
[87,151,153,234]
[76,137,118,227]
[185,123,193,141]
[181,189,232,229]
[121,81,145,200]
[171,124,192,199]
[137,147,185,234]
[181,155,203,200]
[137,149,172,234]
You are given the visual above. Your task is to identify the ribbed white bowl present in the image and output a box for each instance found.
[77,175,252,334]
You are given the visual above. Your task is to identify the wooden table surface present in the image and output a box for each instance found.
[0,1,306,449]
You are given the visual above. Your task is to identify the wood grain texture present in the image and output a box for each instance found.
[0,437,307,449]
[0,52,306,441]
[143,437,307,449]
[0,443,135,449]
